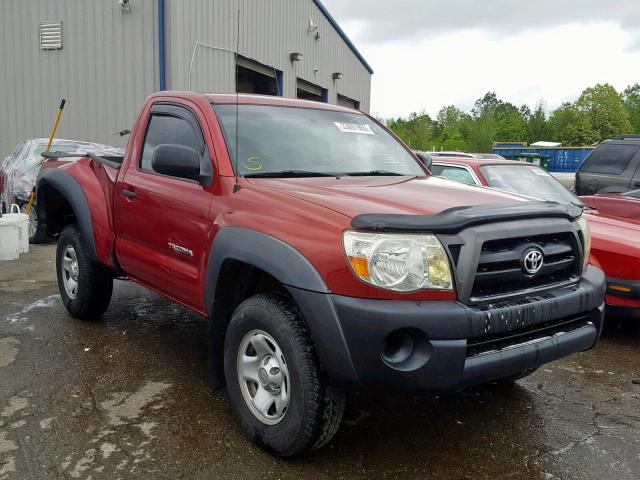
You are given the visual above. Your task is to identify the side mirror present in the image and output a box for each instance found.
[152,144,201,182]
[414,151,433,171]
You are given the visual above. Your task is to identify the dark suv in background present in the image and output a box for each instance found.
[576,135,640,195]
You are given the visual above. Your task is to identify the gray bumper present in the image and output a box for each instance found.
[288,265,606,392]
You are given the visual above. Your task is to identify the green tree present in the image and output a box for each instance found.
[623,83,640,133]
[434,105,471,151]
[467,113,496,152]
[384,83,640,153]
[574,83,631,142]
[386,111,434,150]
[526,102,550,144]
[494,102,528,143]
[547,102,593,146]
[471,92,501,118]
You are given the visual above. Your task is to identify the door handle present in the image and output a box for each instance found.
[121,189,138,198]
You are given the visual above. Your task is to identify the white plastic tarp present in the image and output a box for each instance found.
[1,138,124,206]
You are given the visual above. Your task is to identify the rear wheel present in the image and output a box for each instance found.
[21,203,48,244]
[224,293,345,457]
[56,224,113,319]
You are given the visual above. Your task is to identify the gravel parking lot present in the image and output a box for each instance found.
[1,245,639,480]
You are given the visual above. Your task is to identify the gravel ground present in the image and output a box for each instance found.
[1,244,639,479]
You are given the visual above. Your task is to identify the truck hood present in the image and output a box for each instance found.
[245,175,529,218]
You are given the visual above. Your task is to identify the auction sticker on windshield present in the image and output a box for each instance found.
[334,122,375,135]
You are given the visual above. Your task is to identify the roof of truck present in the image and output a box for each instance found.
[146,91,362,114]
[205,93,360,113]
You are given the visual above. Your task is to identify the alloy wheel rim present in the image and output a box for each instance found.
[237,329,290,425]
[20,204,38,239]
[61,245,79,299]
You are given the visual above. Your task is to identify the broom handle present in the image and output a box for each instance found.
[25,99,66,215]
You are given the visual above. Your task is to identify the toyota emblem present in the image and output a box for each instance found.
[521,247,544,276]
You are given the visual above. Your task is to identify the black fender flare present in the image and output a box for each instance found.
[204,227,358,388]
[204,227,329,314]
[36,168,97,258]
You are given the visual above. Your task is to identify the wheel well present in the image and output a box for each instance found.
[38,183,76,236]
[207,259,290,390]
[213,259,288,326]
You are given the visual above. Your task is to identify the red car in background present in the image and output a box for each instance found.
[579,190,640,222]
[424,155,640,319]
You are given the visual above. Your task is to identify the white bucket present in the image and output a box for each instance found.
[2,204,30,254]
[0,214,20,261]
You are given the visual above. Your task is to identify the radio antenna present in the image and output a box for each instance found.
[233,8,241,193]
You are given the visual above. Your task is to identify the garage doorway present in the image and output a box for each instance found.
[337,94,360,110]
[236,57,282,96]
[296,79,327,103]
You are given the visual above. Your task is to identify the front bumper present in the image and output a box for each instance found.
[289,265,605,392]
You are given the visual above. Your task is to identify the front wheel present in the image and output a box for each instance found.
[56,224,113,320]
[224,293,345,457]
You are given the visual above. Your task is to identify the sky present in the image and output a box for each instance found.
[321,0,640,119]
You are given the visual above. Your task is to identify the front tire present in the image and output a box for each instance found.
[56,224,113,320]
[224,293,345,457]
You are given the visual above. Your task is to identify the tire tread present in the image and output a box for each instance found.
[57,225,112,320]
[224,292,345,457]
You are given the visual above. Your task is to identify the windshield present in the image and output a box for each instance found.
[480,164,581,205]
[213,104,425,177]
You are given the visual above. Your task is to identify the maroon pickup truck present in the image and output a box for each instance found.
[36,91,605,456]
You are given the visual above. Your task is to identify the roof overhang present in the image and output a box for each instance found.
[312,0,374,75]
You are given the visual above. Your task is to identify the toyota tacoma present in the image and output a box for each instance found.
[36,92,605,457]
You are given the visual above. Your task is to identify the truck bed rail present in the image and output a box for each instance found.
[42,151,124,170]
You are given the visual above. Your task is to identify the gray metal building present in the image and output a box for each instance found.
[0,0,372,154]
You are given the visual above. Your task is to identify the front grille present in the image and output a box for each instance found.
[470,232,580,301]
[466,314,590,358]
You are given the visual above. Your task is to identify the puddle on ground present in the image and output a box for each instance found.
[0,338,19,368]
[100,381,171,427]
[4,295,60,326]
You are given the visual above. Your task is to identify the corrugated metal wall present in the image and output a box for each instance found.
[0,0,158,155]
[0,0,372,157]
[165,0,372,112]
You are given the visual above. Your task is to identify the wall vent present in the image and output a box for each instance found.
[39,21,63,50]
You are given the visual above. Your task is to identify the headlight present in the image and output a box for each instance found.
[576,215,591,271]
[343,231,453,292]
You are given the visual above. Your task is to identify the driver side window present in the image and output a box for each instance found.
[140,112,204,173]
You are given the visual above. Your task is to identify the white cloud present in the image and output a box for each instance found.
[323,0,640,46]
[321,1,640,118]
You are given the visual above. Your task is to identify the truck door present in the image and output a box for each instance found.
[114,103,213,310]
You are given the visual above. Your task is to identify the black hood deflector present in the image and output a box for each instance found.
[351,202,582,233]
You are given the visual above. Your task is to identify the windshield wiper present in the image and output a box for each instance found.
[243,170,340,178]
[342,170,406,176]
